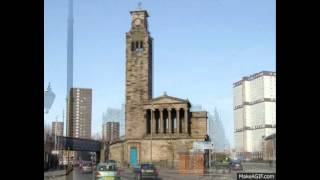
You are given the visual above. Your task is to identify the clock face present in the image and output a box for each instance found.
[134,19,142,26]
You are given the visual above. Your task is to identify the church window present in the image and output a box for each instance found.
[131,42,134,51]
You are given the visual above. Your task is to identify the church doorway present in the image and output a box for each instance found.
[130,147,138,166]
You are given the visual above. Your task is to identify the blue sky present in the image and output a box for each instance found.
[44,0,275,147]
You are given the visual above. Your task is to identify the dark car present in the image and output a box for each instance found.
[229,160,243,171]
[135,163,159,180]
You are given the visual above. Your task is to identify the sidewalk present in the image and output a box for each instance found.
[44,167,73,178]
[44,170,67,178]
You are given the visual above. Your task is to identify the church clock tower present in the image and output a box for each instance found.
[125,9,153,139]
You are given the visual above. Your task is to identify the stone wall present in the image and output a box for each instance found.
[110,138,204,168]
[109,142,124,167]
[190,111,207,138]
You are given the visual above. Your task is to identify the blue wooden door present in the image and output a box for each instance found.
[130,147,138,166]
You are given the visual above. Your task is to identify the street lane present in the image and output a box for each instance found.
[69,167,93,180]
[45,164,275,180]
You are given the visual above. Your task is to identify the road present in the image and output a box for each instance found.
[45,168,234,180]
[44,167,92,180]
[45,162,275,180]
[69,167,93,180]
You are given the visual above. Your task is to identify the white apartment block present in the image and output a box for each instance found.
[233,71,276,155]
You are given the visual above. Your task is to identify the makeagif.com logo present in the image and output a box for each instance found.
[237,173,276,180]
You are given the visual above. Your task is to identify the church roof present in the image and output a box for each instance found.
[130,2,149,16]
[148,92,189,104]
[130,10,149,17]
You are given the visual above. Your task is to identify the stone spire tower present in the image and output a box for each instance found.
[125,8,153,139]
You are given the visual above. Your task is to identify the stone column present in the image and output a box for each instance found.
[144,109,148,134]
[184,109,188,134]
[154,109,158,134]
[160,109,164,134]
[151,109,156,135]
[168,109,172,133]
[176,108,180,134]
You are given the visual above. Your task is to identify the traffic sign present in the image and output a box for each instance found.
[193,141,214,150]
[203,143,214,150]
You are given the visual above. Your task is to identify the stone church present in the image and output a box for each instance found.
[109,8,207,168]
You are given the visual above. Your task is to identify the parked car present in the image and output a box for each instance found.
[134,163,159,180]
[94,162,121,180]
[73,160,80,167]
[81,162,93,173]
[106,160,116,164]
[229,160,243,171]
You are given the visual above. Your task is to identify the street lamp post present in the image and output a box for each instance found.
[54,116,58,151]
[44,83,55,114]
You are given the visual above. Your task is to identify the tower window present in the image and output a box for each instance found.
[131,41,144,52]
[140,41,143,49]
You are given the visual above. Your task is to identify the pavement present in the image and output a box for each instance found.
[44,167,73,180]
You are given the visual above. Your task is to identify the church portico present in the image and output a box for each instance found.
[143,93,191,137]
